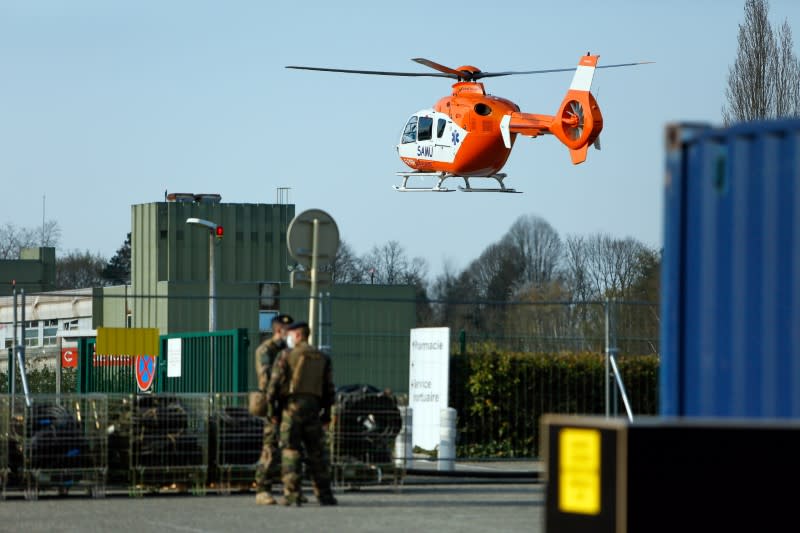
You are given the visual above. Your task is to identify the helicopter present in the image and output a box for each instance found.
[286,54,651,193]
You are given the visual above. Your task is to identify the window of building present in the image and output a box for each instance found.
[259,310,278,333]
[43,319,58,346]
[418,116,433,141]
[24,320,39,347]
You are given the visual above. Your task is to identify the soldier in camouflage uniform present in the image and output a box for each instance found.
[253,313,293,505]
[266,321,337,506]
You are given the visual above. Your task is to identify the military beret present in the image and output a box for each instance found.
[271,314,294,326]
[286,321,308,331]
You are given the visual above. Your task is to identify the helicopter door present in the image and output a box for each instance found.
[415,115,435,160]
[433,115,458,164]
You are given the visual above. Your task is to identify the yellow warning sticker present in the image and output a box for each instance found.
[558,428,601,515]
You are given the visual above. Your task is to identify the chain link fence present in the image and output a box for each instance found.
[0,292,659,481]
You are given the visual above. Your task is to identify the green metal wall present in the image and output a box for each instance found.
[100,285,128,328]
[279,284,416,395]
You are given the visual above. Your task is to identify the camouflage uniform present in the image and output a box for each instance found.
[266,338,336,506]
[253,336,287,496]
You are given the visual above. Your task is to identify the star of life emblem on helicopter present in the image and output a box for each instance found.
[452,131,460,145]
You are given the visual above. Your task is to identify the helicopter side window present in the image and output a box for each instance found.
[436,118,447,138]
[401,116,418,144]
[418,116,433,141]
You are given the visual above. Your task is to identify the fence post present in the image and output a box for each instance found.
[394,406,413,468]
[438,407,456,471]
[605,298,620,418]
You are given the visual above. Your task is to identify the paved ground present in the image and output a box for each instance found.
[0,480,545,533]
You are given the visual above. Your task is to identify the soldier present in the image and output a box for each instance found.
[253,313,293,505]
[266,321,337,506]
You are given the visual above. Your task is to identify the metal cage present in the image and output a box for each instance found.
[8,394,108,500]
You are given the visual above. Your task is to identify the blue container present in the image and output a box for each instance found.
[661,120,800,418]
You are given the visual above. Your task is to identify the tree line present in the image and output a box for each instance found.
[325,214,661,354]
[0,221,131,289]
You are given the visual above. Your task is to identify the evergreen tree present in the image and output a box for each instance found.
[102,232,131,284]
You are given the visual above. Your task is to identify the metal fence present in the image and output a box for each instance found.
[329,385,405,489]
[5,394,108,500]
[0,294,659,478]
[106,393,209,496]
[209,393,264,493]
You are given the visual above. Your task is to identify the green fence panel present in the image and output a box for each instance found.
[156,329,249,394]
[77,338,139,394]
[76,329,249,394]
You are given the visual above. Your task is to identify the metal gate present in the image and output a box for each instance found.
[76,329,249,394]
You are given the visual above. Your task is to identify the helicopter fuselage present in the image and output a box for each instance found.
[396,82,524,177]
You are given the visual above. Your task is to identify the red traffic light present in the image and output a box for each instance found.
[215,226,224,239]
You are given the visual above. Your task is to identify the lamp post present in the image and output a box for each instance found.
[186,217,223,393]
[186,217,222,331]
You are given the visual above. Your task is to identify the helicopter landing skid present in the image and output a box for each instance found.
[394,172,521,193]
[457,174,521,193]
[393,172,456,192]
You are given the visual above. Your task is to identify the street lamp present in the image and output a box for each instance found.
[186,217,223,332]
[186,217,223,394]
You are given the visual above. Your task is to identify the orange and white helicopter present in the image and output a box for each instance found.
[287,54,651,193]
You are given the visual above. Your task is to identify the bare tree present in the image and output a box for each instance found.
[501,214,562,289]
[723,0,800,124]
[429,260,479,328]
[584,234,650,299]
[56,250,108,289]
[774,19,800,117]
[467,241,525,302]
[0,220,61,259]
[361,241,409,285]
[325,240,364,284]
[562,235,593,301]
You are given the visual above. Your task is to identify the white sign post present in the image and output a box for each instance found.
[408,327,450,451]
[167,337,182,378]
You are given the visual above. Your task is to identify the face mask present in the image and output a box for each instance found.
[286,334,296,349]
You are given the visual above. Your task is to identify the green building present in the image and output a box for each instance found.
[98,196,416,393]
[0,247,56,296]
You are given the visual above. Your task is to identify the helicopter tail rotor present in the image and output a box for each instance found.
[549,55,604,164]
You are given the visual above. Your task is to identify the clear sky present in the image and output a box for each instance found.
[2,1,799,278]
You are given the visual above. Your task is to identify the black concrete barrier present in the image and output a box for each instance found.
[542,415,800,533]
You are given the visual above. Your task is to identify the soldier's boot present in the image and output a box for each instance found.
[318,493,338,506]
[279,493,302,507]
[255,491,277,505]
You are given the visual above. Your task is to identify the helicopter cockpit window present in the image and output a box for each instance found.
[418,116,433,141]
[437,118,447,138]
[401,116,418,144]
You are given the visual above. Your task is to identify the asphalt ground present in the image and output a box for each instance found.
[0,478,545,533]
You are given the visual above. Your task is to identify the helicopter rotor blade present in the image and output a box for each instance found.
[286,59,654,81]
[476,60,654,79]
[411,58,466,79]
[285,65,452,78]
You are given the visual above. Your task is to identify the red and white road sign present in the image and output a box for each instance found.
[61,347,78,369]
